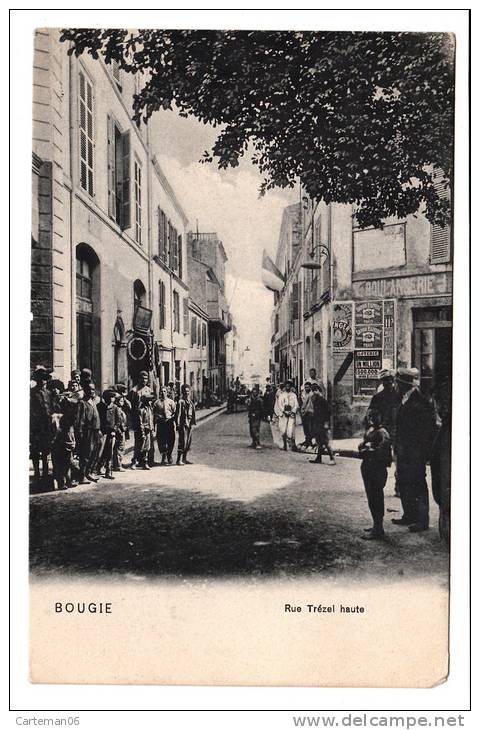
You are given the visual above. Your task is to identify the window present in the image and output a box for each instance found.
[191,316,197,346]
[111,60,122,92]
[134,160,142,244]
[158,208,167,262]
[79,71,94,196]
[76,256,92,300]
[107,116,130,230]
[173,290,180,332]
[158,280,166,330]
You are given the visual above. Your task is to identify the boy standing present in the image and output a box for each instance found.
[175,385,196,465]
[136,394,155,470]
[153,386,177,465]
[358,409,392,540]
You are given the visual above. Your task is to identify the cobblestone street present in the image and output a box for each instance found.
[29,411,449,583]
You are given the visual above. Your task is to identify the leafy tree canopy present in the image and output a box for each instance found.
[60,28,453,229]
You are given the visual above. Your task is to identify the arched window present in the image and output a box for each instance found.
[76,243,101,386]
[133,279,146,308]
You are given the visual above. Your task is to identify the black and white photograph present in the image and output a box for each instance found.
[20,11,468,694]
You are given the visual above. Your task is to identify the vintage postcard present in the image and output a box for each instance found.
[28,23,455,687]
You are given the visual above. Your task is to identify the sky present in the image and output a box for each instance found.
[149,110,297,381]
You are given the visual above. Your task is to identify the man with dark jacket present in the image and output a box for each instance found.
[309,383,336,465]
[247,386,264,449]
[392,368,437,532]
[368,369,401,496]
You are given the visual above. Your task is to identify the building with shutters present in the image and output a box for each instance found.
[270,177,453,437]
[186,231,232,399]
[31,28,190,392]
[187,300,209,405]
[269,203,303,389]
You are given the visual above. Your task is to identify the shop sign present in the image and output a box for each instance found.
[356,272,451,299]
[383,300,395,362]
[333,302,353,349]
[355,301,382,325]
[354,349,382,396]
[354,324,382,349]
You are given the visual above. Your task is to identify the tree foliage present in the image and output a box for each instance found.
[60,28,454,228]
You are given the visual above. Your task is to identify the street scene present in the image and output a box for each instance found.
[30,28,452,583]
[29,407,448,581]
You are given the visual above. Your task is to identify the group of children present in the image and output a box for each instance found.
[30,366,197,491]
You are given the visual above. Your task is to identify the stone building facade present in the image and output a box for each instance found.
[187,232,232,399]
[31,29,189,392]
[271,183,452,437]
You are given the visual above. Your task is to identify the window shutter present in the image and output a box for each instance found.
[178,234,183,279]
[107,115,116,218]
[197,320,201,345]
[202,323,207,346]
[191,316,196,346]
[79,72,94,196]
[292,281,299,320]
[173,228,179,272]
[120,130,130,230]
[430,169,451,264]
[183,297,189,335]
[168,222,174,269]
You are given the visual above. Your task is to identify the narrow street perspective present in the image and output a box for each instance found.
[30,407,448,582]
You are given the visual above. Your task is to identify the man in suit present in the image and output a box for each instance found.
[368,369,401,496]
[392,368,437,532]
[175,384,196,465]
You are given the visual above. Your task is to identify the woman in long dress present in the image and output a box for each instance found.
[275,380,299,451]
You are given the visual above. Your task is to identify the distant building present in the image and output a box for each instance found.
[187,299,209,404]
[225,323,240,386]
[269,203,303,389]
[187,231,232,398]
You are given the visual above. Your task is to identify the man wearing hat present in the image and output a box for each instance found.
[128,371,154,468]
[393,368,437,532]
[30,366,54,480]
[368,369,400,496]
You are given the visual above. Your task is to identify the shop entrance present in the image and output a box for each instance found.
[413,307,452,396]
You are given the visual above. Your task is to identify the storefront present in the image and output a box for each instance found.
[332,271,452,435]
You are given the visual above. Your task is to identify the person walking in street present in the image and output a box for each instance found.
[299,381,314,449]
[153,386,177,465]
[75,383,102,484]
[392,368,437,532]
[358,408,392,540]
[276,379,299,452]
[367,369,400,496]
[135,394,155,470]
[128,371,154,469]
[175,384,196,465]
[309,383,336,465]
[30,366,54,481]
[247,385,264,449]
[263,383,276,422]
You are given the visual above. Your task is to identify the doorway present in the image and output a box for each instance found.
[413,307,452,396]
